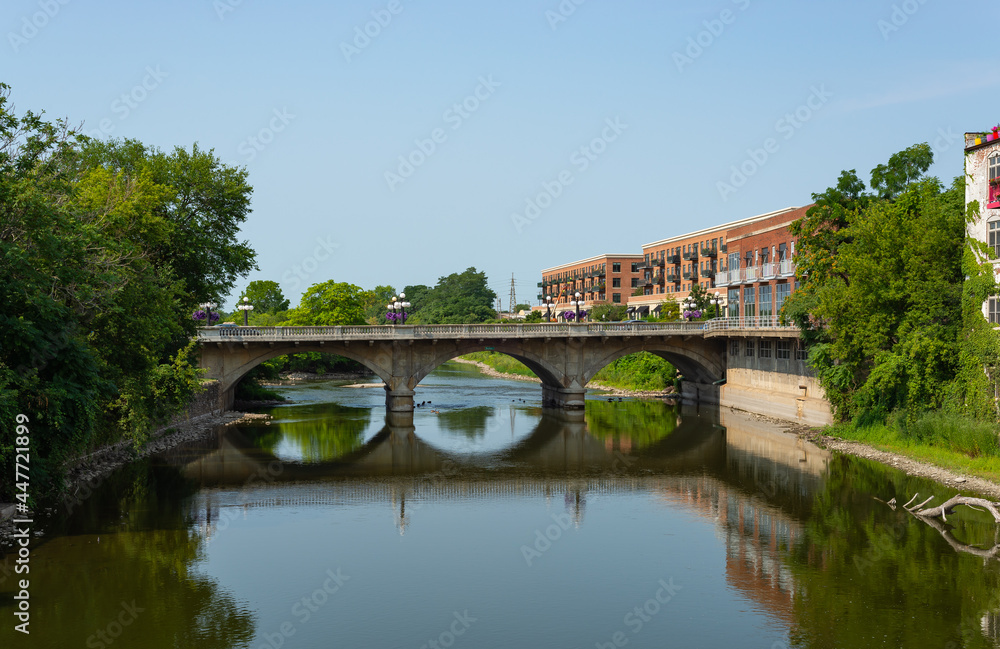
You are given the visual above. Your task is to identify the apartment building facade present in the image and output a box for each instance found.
[715,206,805,322]
[538,253,643,314]
[626,223,731,315]
[965,131,1000,323]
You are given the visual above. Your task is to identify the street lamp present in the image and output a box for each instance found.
[570,291,582,322]
[387,293,411,325]
[237,296,254,326]
[709,293,726,319]
[198,301,218,327]
[545,295,555,322]
[681,297,697,322]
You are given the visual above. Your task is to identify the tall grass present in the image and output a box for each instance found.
[460,352,537,378]
[832,410,1000,480]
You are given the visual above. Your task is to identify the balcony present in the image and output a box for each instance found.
[665,253,680,265]
[700,246,718,257]
[744,266,758,282]
[682,250,698,261]
[720,243,727,254]
[715,271,729,286]
[682,270,694,280]
[779,259,795,276]
[700,269,714,278]
[665,270,680,283]
[760,262,776,279]
[537,281,543,288]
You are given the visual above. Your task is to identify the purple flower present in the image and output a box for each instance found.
[209,311,220,322]
[192,309,207,321]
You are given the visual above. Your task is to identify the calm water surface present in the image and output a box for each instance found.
[4,361,1000,648]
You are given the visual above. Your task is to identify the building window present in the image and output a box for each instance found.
[631,277,639,288]
[759,340,772,358]
[776,340,791,359]
[990,296,1000,324]
[795,342,808,361]
[744,339,755,357]
[612,263,621,273]
[990,152,1000,182]
[631,262,639,272]
[775,282,791,317]
[728,288,740,318]
[612,278,621,288]
[730,339,739,356]
[759,284,772,319]
[743,286,755,318]
[990,222,1000,258]
[612,293,621,303]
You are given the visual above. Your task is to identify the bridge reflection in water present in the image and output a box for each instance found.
[159,405,830,623]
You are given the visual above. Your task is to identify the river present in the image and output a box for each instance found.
[3,361,1000,648]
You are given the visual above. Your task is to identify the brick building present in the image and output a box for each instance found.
[715,206,806,322]
[538,253,643,316]
[964,130,1000,323]
[625,223,731,316]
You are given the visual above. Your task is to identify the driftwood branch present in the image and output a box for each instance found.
[879,493,1000,561]
[911,495,1000,524]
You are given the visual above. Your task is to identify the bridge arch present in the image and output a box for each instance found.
[581,340,725,387]
[200,342,393,407]
[410,341,563,387]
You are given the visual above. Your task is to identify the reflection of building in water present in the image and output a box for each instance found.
[655,475,801,624]
[565,489,586,527]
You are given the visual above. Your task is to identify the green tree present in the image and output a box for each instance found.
[411,268,497,324]
[590,304,628,321]
[77,137,258,303]
[239,280,289,313]
[362,284,397,324]
[784,143,971,423]
[285,280,367,325]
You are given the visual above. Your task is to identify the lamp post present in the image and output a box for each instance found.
[237,296,254,326]
[199,301,218,326]
[571,291,582,322]
[387,293,411,325]
[709,293,726,319]
[682,297,696,322]
[545,295,555,322]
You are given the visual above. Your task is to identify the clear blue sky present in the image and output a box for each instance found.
[4,0,998,309]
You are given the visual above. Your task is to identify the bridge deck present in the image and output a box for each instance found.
[196,317,799,342]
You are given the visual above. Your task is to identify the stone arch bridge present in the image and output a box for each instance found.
[197,322,736,412]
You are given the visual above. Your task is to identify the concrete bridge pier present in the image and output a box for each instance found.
[385,387,415,412]
[541,383,588,409]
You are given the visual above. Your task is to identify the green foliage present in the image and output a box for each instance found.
[239,280,289,313]
[585,400,678,448]
[649,301,681,321]
[362,284,396,324]
[591,352,676,391]
[284,280,367,325]
[590,304,628,321]
[461,352,537,378]
[788,142,998,437]
[523,310,543,322]
[406,268,497,324]
[0,84,251,499]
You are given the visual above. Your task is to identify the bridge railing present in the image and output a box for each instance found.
[197,321,711,341]
[702,316,798,332]
[196,319,797,341]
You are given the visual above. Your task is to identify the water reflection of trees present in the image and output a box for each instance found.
[584,400,679,449]
[435,406,495,439]
[786,454,1000,648]
[0,461,255,649]
[251,403,372,462]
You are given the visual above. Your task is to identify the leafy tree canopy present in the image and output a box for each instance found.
[408,268,497,324]
[239,280,289,313]
[285,280,367,325]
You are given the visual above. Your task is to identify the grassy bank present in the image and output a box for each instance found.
[459,351,675,392]
[829,412,1000,481]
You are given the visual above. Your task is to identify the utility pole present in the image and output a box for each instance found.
[509,273,516,320]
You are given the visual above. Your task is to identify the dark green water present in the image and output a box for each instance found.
[4,361,1000,648]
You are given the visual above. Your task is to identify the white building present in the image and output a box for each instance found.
[965,130,1000,323]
